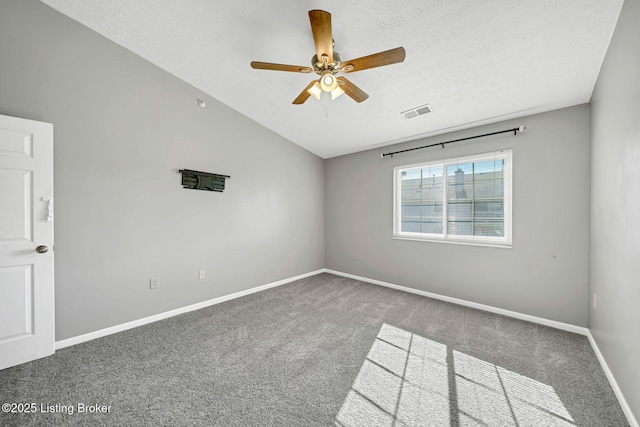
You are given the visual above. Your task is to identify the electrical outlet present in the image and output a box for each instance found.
[353,251,359,260]
[199,269,206,280]
[593,294,597,310]
[150,277,160,290]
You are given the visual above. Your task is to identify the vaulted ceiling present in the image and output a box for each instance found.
[41,0,624,158]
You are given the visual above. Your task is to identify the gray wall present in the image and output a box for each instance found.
[589,0,640,419]
[326,106,590,326]
[0,0,325,341]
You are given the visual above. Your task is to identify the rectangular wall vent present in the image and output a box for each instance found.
[401,104,433,120]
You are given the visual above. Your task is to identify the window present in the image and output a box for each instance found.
[393,150,512,246]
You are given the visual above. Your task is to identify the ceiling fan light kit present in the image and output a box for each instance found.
[330,85,345,100]
[320,73,338,92]
[308,81,322,100]
[250,10,406,105]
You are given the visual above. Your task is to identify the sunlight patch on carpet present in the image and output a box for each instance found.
[335,323,575,426]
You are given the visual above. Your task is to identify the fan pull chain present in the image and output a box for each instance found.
[324,92,329,118]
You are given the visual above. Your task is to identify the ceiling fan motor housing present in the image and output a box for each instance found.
[312,52,342,74]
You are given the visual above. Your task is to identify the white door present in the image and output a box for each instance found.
[0,114,54,370]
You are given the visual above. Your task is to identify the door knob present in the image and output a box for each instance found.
[36,245,49,254]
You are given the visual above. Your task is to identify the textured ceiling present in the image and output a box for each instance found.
[41,0,623,158]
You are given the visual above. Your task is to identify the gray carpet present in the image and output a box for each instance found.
[0,273,629,426]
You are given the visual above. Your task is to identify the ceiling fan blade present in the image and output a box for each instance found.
[308,10,333,64]
[293,80,319,105]
[341,47,406,73]
[251,61,313,73]
[336,77,369,103]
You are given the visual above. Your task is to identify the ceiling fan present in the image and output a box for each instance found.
[250,10,406,104]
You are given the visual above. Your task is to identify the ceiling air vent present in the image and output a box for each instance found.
[401,104,433,120]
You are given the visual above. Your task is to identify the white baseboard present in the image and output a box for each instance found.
[322,269,589,336]
[586,331,639,427]
[55,269,324,350]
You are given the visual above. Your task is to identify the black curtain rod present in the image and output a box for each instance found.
[381,126,526,158]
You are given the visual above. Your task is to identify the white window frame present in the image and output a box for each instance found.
[393,149,512,247]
